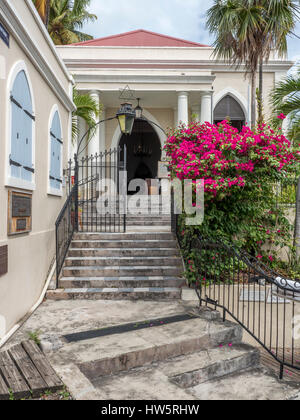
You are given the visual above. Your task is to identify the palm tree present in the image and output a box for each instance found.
[271,68,300,260]
[207,0,300,128]
[72,88,102,147]
[32,0,50,25]
[34,0,97,44]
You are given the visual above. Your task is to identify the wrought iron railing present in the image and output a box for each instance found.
[175,226,300,379]
[55,185,77,287]
[55,147,127,284]
[66,148,127,233]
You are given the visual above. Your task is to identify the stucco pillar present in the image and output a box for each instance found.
[88,90,100,156]
[99,107,106,153]
[177,92,189,126]
[200,93,212,124]
[173,107,178,128]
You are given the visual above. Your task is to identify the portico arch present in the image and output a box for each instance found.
[213,88,248,127]
[111,108,167,151]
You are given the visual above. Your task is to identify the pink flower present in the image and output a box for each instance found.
[268,256,274,262]
[277,113,286,120]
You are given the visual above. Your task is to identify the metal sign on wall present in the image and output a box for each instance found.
[8,190,32,236]
[0,21,9,47]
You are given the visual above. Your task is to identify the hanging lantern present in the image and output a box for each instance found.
[117,103,136,135]
[135,98,143,119]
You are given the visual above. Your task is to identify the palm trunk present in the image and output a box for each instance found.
[258,57,263,125]
[45,0,51,28]
[294,177,300,261]
[251,72,257,129]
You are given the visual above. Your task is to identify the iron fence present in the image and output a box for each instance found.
[176,228,300,379]
[65,147,127,233]
[56,147,127,284]
[55,185,77,287]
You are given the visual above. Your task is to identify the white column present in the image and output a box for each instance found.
[69,114,77,160]
[88,90,100,156]
[99,107,106,153]
[200,93,212,124]
[173,107,178,128]
[77,117,86,159]
[177,92,189,126]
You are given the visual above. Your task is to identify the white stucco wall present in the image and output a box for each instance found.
[0,0,74,338]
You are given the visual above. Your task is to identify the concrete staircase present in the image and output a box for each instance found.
[47,214,184,301]
[39,305,283,400]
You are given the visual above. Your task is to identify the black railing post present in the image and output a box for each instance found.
[74,154,79,232]
[55,222,59,289]
[123,145,127,233]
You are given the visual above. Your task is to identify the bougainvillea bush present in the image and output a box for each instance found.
[164,120,300,278]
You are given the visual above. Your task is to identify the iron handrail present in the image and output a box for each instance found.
[174,225,300,379]
[55,185,78,286]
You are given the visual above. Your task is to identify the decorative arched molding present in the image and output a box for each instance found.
[48,105,63,196]
[111,108,167,151]
[213,88,249,124]
[5,60,36,190]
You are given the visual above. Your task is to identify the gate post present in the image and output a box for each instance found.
[74,154,79,232]
[123,145,127,233]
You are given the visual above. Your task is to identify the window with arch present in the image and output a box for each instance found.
[214,95,246,131]
[49,110,63,192]
[9,69,35,182]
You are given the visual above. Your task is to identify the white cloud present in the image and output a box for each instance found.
[84,0,298,56]
[84,0,214,44]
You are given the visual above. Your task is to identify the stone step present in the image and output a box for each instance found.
[73,232,175,241]
[46,287,182,301]
[62,265,183,277]
[68,248,181,258]
[58,276,184,289]
[60,312,244,381]
[168,344,260,388]
[90,344,260,399]
[64,256,182,267]
[81,216,172,221]
[81,221,171,227]
[71,240,178,249]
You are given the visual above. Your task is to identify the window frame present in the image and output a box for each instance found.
[5,61,36,191]
[48,105,63,197]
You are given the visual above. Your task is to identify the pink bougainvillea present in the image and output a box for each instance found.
[164,121,297,200]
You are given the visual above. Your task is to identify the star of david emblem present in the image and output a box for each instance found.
[119,85,136,101]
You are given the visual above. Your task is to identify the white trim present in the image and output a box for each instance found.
[5,177,36,192]
[74,74,216,85]
[0,0,75,112]
[111,109,167,151]
[47,105,63,196]
[5,60,36,191]
[213,88,249,124]
[24,0,74,84]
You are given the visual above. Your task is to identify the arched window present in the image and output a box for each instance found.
[10,70,34,182]
[214,95,246,131]
[49,110,63,192]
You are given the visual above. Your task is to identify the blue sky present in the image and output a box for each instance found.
[83,0,300,62]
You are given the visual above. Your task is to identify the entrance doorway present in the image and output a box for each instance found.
[214,95,246,131]
[119,119,162,187]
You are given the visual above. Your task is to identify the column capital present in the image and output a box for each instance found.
[177,91,189,97]
[89,89,101,97]
[200,90,214,97]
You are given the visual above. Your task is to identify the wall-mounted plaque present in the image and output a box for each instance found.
[158,161,170,179]
[8,191,32,235]
[0,246,8,276]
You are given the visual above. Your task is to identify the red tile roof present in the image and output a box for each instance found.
[72,29,209,47]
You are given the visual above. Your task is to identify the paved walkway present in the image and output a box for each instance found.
[3,298,300,401]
